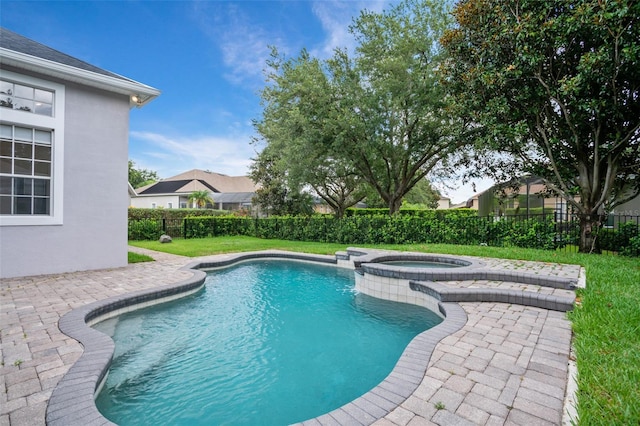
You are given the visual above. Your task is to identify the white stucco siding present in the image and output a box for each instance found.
[0,80,131,278]
[129,195,181,209]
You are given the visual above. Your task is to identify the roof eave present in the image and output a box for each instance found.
[0,48,160,108]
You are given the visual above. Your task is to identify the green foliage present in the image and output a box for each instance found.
[127,208,229,239]
[403,179,442,209]
[622,236,640,257]
[188,190,214,209]
[129,236,639,423]
[128,219,163,241]
[179,213,565,251]
[441,0,640,252]
[598,221,640,256]
[128,160,159,189]
[254,0,464,214]
[128,208,228,220]
[128,252,154,263]
[249,150,314,216]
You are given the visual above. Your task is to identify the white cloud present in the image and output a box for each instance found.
[310,0,392,57]
[189,1,288,87]
[130,130,255,179]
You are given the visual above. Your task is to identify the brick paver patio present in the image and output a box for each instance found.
[0,247,580,425]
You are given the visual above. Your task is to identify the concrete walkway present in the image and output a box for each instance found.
[0,247,580,425]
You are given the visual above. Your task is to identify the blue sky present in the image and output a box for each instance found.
[2,0,489,203]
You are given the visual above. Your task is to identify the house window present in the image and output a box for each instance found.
[151,203,157,209]
[180,202,187,208]
[0,71,64,226]
[0,125,52,214]
[167,202,173,209]
[0,79,54,116]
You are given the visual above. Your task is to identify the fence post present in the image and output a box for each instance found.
[183,218,187,239]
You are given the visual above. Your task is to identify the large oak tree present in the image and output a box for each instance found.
[441,0,640,252]
[254,0,465,214]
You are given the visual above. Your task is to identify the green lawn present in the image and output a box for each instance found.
[127,251,154,263]
[130,236,640,424]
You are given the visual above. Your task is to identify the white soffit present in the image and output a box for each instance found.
[0,48,160,107]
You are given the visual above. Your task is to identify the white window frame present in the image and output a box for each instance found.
[0,70,65,226]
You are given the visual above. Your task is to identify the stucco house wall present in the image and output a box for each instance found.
[130,194,181,209]
[0,28,159,278]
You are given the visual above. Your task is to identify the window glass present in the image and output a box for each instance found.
[0,176,11,194]
[14,159,32,175]
[0,196,10,214]
[0,141,11,157]
[0,79,54,117]
[0,81,12,95]
[34,162,51,177]
[14,99,34,113]
[0,124,12,139]
[34,89,53,103]
[14,127,32,142]
[33,179,49,196]
[14,197,32,214]
[1,125,54,215]
[0,75,61,222]
[34,197,49,214]
[14,178,32,195]
[34,145,51,161]
[34,130,52,144]
[0,97,14,109]
[34,103,52,116]
[0,158,11,173]
[14,143,32,159]
[14,84,33,99]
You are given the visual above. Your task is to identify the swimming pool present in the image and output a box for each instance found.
[93,260,442,425]
[46,249,576,425]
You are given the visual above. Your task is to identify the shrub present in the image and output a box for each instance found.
[128,219,163,240]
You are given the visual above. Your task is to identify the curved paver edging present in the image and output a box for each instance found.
[46,264,208,426]
[45,249,573,426]
[410,280,576,312]
[45,251,336,425]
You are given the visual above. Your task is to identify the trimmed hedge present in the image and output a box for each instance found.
[128,210,639,256]
[128,208,231,239]
[128,208,230,220]
[180,214,564,250]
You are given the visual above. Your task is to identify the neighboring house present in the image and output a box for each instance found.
[475,175,640,221]
[476,176,568,217]
[0,28,159,278]
[130,169,257,211]
[436,197,451,210]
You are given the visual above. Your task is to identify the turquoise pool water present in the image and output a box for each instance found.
[94,260,442,425]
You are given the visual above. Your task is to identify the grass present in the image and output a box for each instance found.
[129,236,640,424]
[127,251,155,263]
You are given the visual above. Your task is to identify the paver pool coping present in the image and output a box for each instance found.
[44,249,577,425]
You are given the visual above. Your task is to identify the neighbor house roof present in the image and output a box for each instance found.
[134,169,257,196]
[137,179,217,195]
[0,27,160,106]
[168,169,257,193]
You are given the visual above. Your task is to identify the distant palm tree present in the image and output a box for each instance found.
[188,190,214,208]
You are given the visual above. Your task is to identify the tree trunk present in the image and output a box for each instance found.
[578,213,603,254]
[388,197,403,215]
